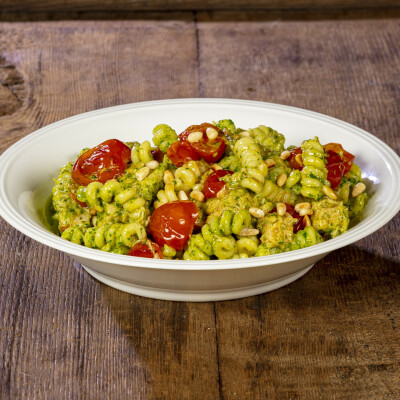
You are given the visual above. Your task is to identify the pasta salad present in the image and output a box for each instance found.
[49,120,368,260]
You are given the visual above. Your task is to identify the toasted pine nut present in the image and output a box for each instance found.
[187,131,203,143]
[295,153,303,166]
[239,228,260,236]
[265,158,276,168]
[146,160,159,169]
[163,170,174,184]
[277,174,287,187]
[190,190,205,202]
[206,127,219,140]
[239,131,250,137]
[211,164,223,171]
[322,185,338,200]
[276,202,287,216]
[299,208,313,216]
[178,190,188,200]
[352,182,366,197]
[216,188,228,199]
[280,150,290,160]
[303,215,311,227]
[249,207,265,218]
[136,166,150,181]
[91,215,97,226]
[294,202,311,213]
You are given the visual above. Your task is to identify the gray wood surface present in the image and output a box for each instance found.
[0,10,399,399]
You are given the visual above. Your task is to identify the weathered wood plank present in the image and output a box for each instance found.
[1,0,400,13]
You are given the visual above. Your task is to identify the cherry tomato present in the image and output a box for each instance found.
[149,201,199,251]
[203,170,233,199]
[324,143,355,175]
[270,203,304,233]
[287,147,303,171]
[166,141,199,167]
[324,144,355,189]
[127,241,163,259]
[151,148,165,163]
[179,123,226,164]
[71,139,131,186]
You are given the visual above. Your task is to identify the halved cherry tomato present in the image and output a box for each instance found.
[149,201,199,251]
[179,123,226,164]
[71,139,131,186]
[324,143,355,189]
[127,241,163,259]
[203,170,233,199]
[166,141,199,167]
[270,203,304,233]
[287,147,303,171]
[151,148,165,163]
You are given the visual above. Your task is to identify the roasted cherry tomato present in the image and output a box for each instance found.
[203,170,233,199]
[127,241,163,259]
[166,141,199,167]
[270,203,304,233]
[179,123,226,164]
[287,147,303,171]
[151,148,165,163]
[71,139,131,186]
[324,143,355,189]
[149,201,199,251]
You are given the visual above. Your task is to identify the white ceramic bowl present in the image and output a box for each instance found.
[1,99,399,301]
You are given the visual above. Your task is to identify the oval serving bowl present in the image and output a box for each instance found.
[1,99,400,301]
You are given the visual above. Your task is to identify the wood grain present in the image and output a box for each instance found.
[1,0,400,13]
[0,10,399,399]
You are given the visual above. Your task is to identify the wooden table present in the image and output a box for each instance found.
[1,9,399,399]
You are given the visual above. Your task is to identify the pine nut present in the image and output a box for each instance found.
[249,207,265,218]
[136,166,150,181]
[163,170,174,184]
[322,185,338,200]
[146,160,159,169]
[280,150,290,160]
[178,190,188,200]
[295,202,311,213]
[190,190,205,202]
[303,215,311,227]
[265,158,276,168]
[206,127,219,140]
[187,131,203,143]
[295,153,303,166]
[193,183,204,192]
[277,174,287,187]
[91,216,97,226]
[211,164,223,171]
[276,202,287,216]
[239,228,260,236]
[216,188,228,199]
[239,131,250,137]
[299,208,313,216]
[352,182,366,197]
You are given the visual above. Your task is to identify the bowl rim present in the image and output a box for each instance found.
[0,98,399,271]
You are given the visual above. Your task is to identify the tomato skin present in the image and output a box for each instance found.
[149,201,199,251]
[203,170,233,199]
[271,203,304,233]
[179,123,226,164]
[166,141,199,167]
[288,147,303,171]
[324,144,355,189]
[71,139,131,186]
[151,148,165,163]
[127,241,163,259]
